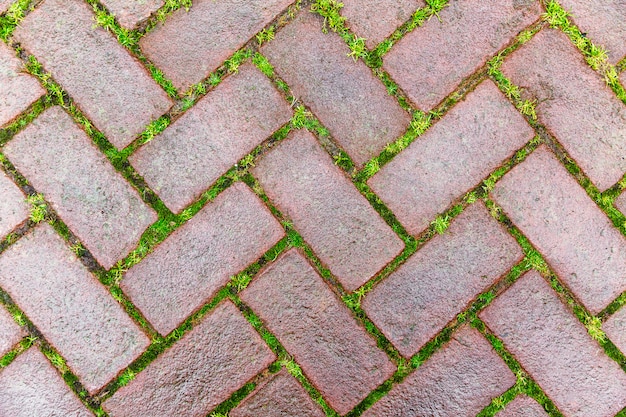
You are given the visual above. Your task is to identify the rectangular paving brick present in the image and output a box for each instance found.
[0,0,11,13]
[369,80,533,236]
[140,0,293,92]
[130,64,291,213]
[480,270,626,417]
[262,11,410,166]
[14,0,172,149]
[502,29,626,191]
[0,224,150,393]
[5,107,157,270]
[603,306,626,359]
[0,307,23,358]
[0,42,45,127]
[497,396,548,417]
[384,0,541,111]
[100,0,164,29]
[362,326,515,417]
[241,249,395,415]
[252,129,404,291]
[0,348,92,417]
[121,183,284,335]
[491,146,626,314]
[103,300,275,417]
[363,202,522,358]
[0,171,28,240]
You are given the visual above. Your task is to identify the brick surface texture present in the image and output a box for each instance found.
[0,170,28,240]
[0,307,22,358]
[603,306,626,359]
[497,395,549,417]
[100,0,164,29]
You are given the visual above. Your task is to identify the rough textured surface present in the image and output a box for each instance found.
[384,0,541,111]
[0,348,92,417]
[491,146,626,314]
[130,64,291,213]
[0,42,45,127]
[13,0,172,149]
[103,300,275,417]
[262,11,410,166]
[139,0,293,91]
[502,29,626,191]
[481,271,626,417]
[0,224,150,393]
[614,190,626,215]
[362,326,515,417]
[0,307,22,358]
[230,370,325,417]
[100,0,164,29]
[241,250,395,415]
[0,0,11,13]
[497,396,549,417]
[363,202,522,357]
[252,129,404,291]
[0,171,28,240]
[369,80,533,235]
[603,306,626,357]
[5,107,157,269]
[122,183,284,335]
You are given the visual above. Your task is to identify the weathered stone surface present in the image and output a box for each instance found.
[5,107,157,269]
[103,300,275,417]
[604,306,626,357]
[363,202,522,357]
[614,189,626,215]
[481,270,626,417]
[362,326,515,417]
[0,0,12,13]
[14,0,172,149]
[0,171,28,240]
[122,183,284,335]
[497,396,548,417]
[0,307,22,358]
[130,64,291,213]
[241,250,395,415]
[0,224,150,393]
[252,129,404,291]
[262,11,410,166]
[100,0,164,29]
[491,146,626,314]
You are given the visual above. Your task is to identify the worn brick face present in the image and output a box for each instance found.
[497,396,548,417]
[603,306,626,358]
[0,171,28,240]
[100,0,164,29]
[0,307,22,358]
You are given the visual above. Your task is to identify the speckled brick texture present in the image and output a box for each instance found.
[0,307,22,358]
[0,171,28,240]
[100,0,164,29]
[497,395,549,417]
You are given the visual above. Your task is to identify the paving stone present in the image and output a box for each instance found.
[0,0,11,13]
[0,171,28,240]
[252,129,404,291]
[241,249,395,415]
[130,64,291,213]
[121,183,284,335]
[497,396,548,417]
[100,0,164,29]
[614,190,626,215]
[230,370,325,417]
[491,146,626,314]
[369,80,533,235]
[262,11,410,166]
[384,0,541,111]
[502,29,626,191]
[480,271,626,417]
[0,307,22,358]
[0,224,150,393]
[140,0,293,92]
[0,42,45,127]
[13,0,172,149]
[0,348,92,417]
[363,202,522,358]
[103,300,275,417]
[603,306,626,357]
[362,326,515,417]
[5,107,157,270]
[340,0,423,49]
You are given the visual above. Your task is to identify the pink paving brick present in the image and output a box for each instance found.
[384,0,541,111]
[369,80,533,236]
[497,396,548,417]
[230,370,325,417]
[363,202,522,358]
[491,146,626,314]
[130,64,291,213]
[502,29,626,191]
[614,190,626,215]
[5,107,157,270]
[0,307,22,358]
[240,249,395,415]
[139,0,293,92]
[0,224,150,393]
[100,0,164,29]
[340,0,423,49]
[0,42,45,127]
[0,0,11,13]
[252,129,404,291]
[0,171,28,240]
[603,306,626,357]
[557,0,626,63]
[262,11,410,167]
[103,300,275,417]
[0,348,91,417]
[362,326,515,417]
[13,0,172,149]
[121,183,284,335]
[480,271,626,417]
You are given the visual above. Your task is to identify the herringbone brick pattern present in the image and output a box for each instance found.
[1,0,626,416]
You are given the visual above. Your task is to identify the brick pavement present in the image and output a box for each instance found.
[1,1,626,416]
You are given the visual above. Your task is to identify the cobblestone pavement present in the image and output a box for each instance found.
[1,0,626,416]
